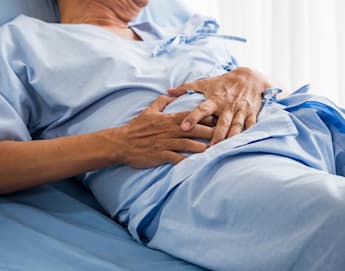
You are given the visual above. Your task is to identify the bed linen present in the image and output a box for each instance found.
[0,180,205,271]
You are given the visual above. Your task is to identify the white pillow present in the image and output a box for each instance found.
[0,0,59,25]
[133,0,193,26]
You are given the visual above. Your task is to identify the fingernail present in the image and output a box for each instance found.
[182,121,192,130]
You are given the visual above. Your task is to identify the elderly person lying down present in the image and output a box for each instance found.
[1,0,345,270]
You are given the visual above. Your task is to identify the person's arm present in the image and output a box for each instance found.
[0,96,213,195]
[0,132,115,194]
[168,67,274,145]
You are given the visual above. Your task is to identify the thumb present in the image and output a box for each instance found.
[167,82,196,97]
[146,96,175,113]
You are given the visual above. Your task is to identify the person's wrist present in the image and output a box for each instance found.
[95,127,126,165]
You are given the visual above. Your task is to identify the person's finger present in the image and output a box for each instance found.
[245,114,257,130]
[166,139,208,153]
[167,82,196,97]
[200,115,217,127]
[167,88,188,97]
[210,109,234,146]
[181,124,214,141]
[227,110,247,137]
[164,111,186,122]
[145,96,175,113]
[181,100,217,131]
[159,151,186,165]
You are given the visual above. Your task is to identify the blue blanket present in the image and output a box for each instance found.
[0,180,204,270]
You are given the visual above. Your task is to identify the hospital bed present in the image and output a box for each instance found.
[0,1,205,270]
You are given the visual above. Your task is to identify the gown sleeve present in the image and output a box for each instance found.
[0,23,32,141]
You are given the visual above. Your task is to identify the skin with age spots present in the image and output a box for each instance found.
[168,67,271,145]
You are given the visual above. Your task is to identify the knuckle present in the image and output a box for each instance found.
[240,100,253,113]
[236,67,253,76]
[246,119,255,126]
[220,116,232,127]
[207,99,217,107]
[230,100,240,110]
[230,72,247,85]
[213,127,225,139]
[197,102,212,114]
[152,116,164,125]
[167,113,179,122]
[230,96,238,103]
[180,139,190,146]
[231,121,243,130]
[247,116,255,124]
[214,87,228,100]
[234,99,250,112]
[238,75,247,84]
[240,98,251,107]
[183,116,196,127]
[157,95,168,103]
[157,95,165,101]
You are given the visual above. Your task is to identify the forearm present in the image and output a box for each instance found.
[0,96,213,195]
[0,128,121,194]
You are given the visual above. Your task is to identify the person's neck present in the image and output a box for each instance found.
[59,0,141,41]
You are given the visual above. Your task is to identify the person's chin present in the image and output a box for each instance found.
[133,0,149,8]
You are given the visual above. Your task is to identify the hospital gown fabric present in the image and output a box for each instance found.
[1,15,345,271]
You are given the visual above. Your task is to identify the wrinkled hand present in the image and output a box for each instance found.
[168,67,272,146]
[118,96,213,168]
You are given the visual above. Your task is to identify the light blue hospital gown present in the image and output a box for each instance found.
[1,15,345,271]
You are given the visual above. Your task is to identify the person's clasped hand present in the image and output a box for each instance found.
[168,67,272,146]
[118,96,213,168]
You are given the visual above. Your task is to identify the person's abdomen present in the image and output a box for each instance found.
[84,91,207,224]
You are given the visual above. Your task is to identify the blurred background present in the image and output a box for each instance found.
[185,0,345,106]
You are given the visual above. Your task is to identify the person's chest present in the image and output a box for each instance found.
[6,16,235,138]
